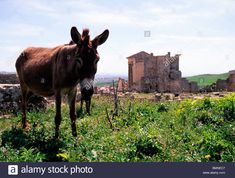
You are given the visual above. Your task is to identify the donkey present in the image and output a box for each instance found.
[15,26,109,138]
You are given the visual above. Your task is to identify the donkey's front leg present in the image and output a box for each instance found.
[86,99,91,115]
[68,88,77,137]
[54,90,62,138]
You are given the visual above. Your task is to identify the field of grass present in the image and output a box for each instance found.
[0,93,234,162]
[186,73,229,87]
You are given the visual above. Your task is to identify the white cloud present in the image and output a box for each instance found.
[14,0,57,14]
[0,23,45,37]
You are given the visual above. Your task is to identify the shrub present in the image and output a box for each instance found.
[157,103,168,112]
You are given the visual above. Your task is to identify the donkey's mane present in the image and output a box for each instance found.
[68,41,75,45]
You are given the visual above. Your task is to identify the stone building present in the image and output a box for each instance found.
[228,70,235,91]
[127,51,184,93]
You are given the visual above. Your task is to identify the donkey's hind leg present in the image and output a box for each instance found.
[54,90,62,138]
[21,86,30,131]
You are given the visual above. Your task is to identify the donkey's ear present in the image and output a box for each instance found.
[92,29,109,47]
[70,26,82,45]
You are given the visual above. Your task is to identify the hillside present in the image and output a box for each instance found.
[186,73,229,87]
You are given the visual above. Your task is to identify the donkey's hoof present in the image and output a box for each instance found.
[54,131,59,139]
[72,131,77,137]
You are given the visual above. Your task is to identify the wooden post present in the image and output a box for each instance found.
[113,80,119,116]
[105,108,113,130]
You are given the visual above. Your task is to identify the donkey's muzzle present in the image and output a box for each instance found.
[80,78,94,101]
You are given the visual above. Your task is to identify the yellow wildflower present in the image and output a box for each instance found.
[204,155,211,159]
[57,153,69,160]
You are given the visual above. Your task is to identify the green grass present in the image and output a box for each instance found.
[0,94,234,162]
[186,73,229,87]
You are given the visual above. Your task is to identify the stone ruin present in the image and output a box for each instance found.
[201,70,235,92]
[0,73,47,115]
[181,78,198,93]
[0,73,19,84]
[127,51,198,93]
[228,70,235,91]
[0,84,47,115]
[117,78,128,92]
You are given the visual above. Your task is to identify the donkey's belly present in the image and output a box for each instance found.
[23,65,54,97]
[24,76,54,97]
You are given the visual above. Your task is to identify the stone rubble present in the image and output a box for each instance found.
[0,84,47,115]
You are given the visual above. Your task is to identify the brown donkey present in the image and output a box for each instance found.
[15,26,109,138]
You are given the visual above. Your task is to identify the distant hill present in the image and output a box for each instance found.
[95,75,127,87]
[186,73,229,87]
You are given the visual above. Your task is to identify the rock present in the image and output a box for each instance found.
[155,94,161,101]
[0,84,47,115]
[130,95,135,100]
[164,93,175,101]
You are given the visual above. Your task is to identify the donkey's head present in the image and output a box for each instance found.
[70,26,109,113]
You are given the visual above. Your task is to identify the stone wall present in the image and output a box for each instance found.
[228,71,235,91]
[181,78,190,92]
[216,79,228,91]
[0,84,47,115]
[0,73,19,84]
[117,78,128,92]
[189,82,199,93]
[132,60,144,91]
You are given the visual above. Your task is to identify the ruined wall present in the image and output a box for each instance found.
[216,79,228,91]
[156,56,170,92]
[128,59,134,89]
[117,78,128,92]
[132,60,144,91]
[189,82,198,93]
[228,72,235,91]
[181,78,190,92]
[0,84,47,114]
[169,54,179,71]
[0,74,19,84]
[142,54,158,92]
[168,55,181,93]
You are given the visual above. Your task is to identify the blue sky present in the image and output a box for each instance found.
[0,0,235,76]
